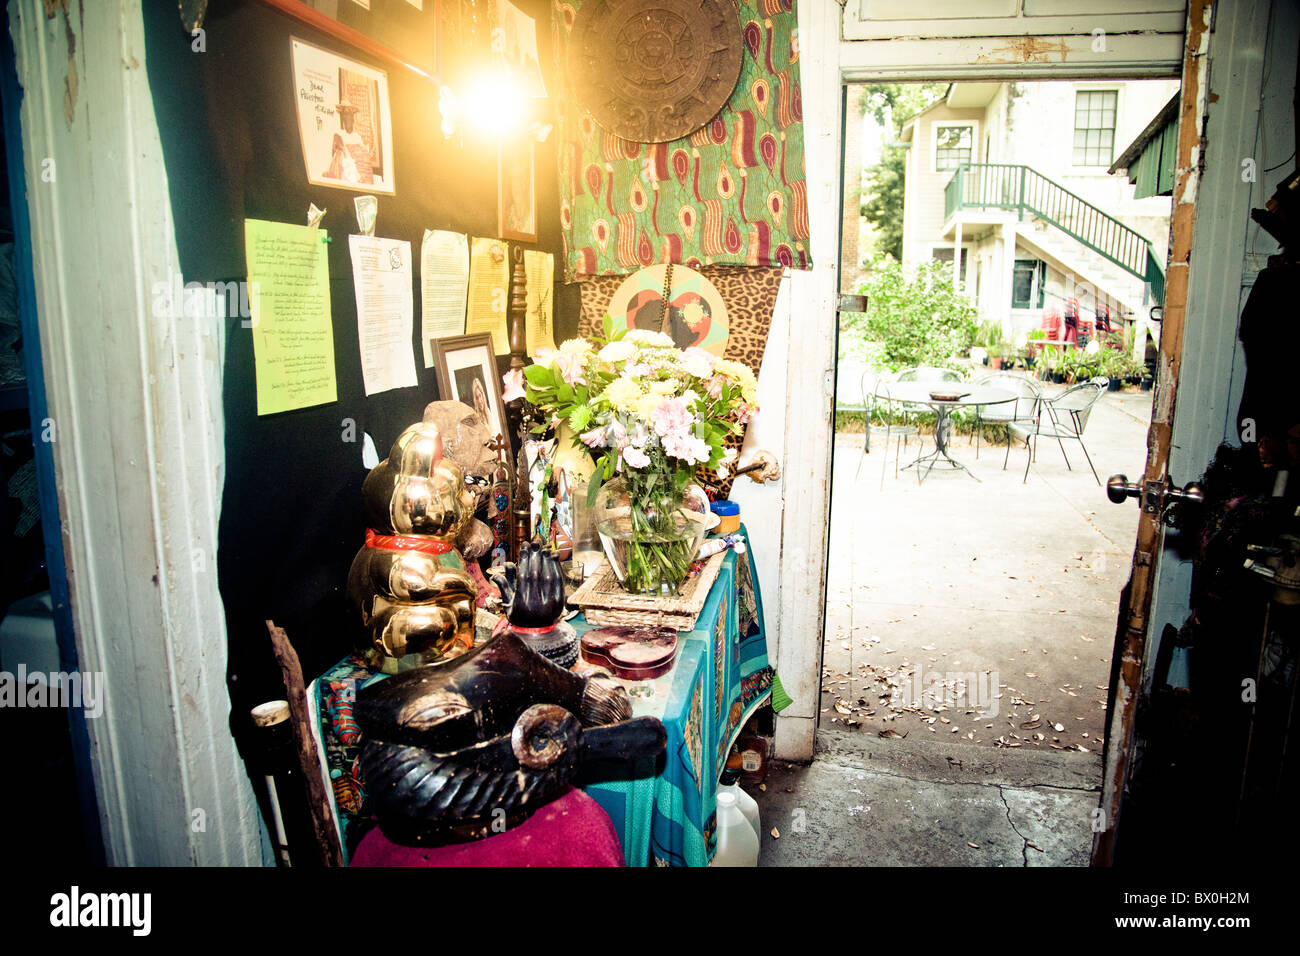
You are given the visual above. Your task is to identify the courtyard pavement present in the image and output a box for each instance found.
[751,381,1152,866]
[819,382,1151,752]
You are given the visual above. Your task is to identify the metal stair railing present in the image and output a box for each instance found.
[944,162,1165,304]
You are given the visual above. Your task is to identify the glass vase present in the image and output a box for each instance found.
[592,473,708,596]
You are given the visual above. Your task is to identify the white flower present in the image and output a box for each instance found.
[624,329,674,347]
[598,340,636,363]
[680,346,716,378]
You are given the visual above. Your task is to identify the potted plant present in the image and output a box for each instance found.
[1099,349,1125,390]
[1035,345,1059,382]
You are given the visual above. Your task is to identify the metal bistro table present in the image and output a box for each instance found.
[881,381,1016,483]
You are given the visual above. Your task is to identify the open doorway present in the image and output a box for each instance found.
[822,78,1176,755]
[753,75,1182,867]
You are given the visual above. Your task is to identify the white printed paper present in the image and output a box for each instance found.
[420,229,469,366]
[348,234,418,396]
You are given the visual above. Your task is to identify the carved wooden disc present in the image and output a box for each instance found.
[569,0,744,144]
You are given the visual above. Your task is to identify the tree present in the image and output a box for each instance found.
[855,83,947,131]
[861,146,905,261]
[855,83,947,260]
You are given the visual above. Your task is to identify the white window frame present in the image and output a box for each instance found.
[931,120,979,173]
[1071,86,1121,168]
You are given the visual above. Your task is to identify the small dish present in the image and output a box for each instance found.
[929,389,967,402]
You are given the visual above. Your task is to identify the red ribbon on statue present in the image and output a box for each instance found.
[365,528,454,555]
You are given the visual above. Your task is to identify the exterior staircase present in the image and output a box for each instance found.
[945,163,1166,318]
[1013,220,1149,319]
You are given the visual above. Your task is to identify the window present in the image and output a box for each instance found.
[934,124,973,171]
[931,246,969,282]
[1073,90,1117,166]
[1012,259,1046,310]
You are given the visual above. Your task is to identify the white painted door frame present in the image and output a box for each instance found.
[9,0,264,864]
[773,0,1185,761]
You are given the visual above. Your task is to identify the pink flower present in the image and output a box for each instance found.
[501,368,525,402]
[650,396,693,439]
[622,446,650,469]
[705,375,725,399]
[552,350,587,386]
[662,431,711,465]
[579,427,605,448]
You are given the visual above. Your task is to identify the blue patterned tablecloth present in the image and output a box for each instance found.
[578,532,773,867]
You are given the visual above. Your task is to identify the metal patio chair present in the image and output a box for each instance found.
[1005,380,1105,484]
[972,371,1042,459]
[857,371,920,488]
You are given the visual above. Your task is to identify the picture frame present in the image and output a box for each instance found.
[260,0,440,81]
[498,140,537,243]
[291,36,397,195]
[431,333,511,446]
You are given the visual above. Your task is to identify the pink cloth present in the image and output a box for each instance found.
[349,787,625,867]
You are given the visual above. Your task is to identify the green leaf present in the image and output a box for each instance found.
[523,364,553,387]
[557,383,576,404]
[602,313,613,340]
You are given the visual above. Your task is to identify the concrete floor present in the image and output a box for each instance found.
[752,382,1151,866]
[755,729,1102,865]
[820,383,1151,751]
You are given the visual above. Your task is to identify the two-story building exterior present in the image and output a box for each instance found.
[898,79,1180,344]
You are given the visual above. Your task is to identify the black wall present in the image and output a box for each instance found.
[142,0,576,726]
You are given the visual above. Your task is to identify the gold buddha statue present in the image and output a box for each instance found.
[347,421,478,672]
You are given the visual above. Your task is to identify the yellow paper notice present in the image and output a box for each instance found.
[466,237,510,355]
[245,219,338,415]
[523,249,555,356]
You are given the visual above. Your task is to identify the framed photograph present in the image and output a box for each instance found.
[498,141,537,243]
[431,333,510,445]
[291,37,396,195]
[491,0,547,98]
[260,0,439,81]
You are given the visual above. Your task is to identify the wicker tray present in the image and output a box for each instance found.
[569,551,726,631]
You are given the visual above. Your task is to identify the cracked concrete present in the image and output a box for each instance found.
[753,729,1100,866]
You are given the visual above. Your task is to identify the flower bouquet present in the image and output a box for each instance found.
[523,319,758,595]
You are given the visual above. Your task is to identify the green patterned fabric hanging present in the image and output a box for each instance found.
[552,0,812,282]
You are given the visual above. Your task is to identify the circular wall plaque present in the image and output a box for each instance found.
[607,264,730,357]
[569,0,744,144]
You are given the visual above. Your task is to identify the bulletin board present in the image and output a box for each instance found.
[141,0,579,729]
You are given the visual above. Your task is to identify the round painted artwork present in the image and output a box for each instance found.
[607,264,730,357]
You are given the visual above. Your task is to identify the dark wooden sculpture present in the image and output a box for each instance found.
[491,542,579,667]
[356,631,666,844]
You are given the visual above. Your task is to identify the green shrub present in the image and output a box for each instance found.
[841,255,978,373]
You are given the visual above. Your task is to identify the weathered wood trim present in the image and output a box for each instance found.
[1091,0,1213,867]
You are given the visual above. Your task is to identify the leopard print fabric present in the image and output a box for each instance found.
[572,266,784,498]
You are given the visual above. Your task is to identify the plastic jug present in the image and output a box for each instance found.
[711,790,760,867]
[719,769,761,841]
